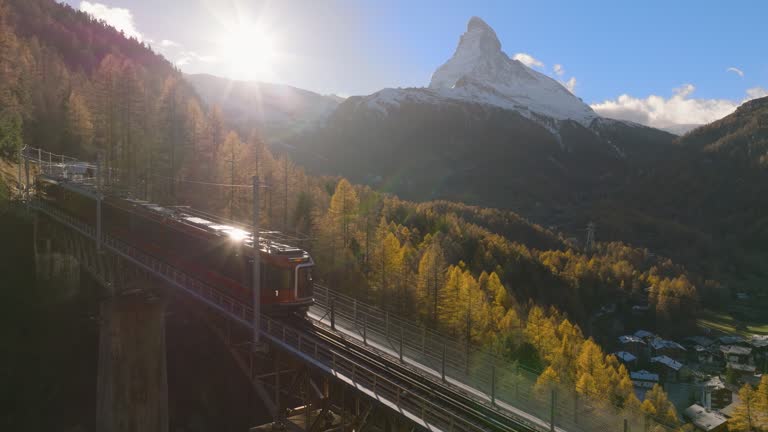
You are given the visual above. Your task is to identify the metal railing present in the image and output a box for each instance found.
[310,287,676,432]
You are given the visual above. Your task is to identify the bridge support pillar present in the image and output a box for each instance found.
[96,292,168,432]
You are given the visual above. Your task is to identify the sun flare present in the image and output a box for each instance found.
[218,23,277,81]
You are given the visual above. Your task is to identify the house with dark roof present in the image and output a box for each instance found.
[720,345,753,365]
[726,362,757,384]
[651,355,686,381]
[618,335,647,358]
[651,338,687,362]
[614,351,638,369]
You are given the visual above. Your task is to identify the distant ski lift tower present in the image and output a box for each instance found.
[585,221,596,252]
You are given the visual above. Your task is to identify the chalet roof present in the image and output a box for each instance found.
[720,345,752,356]
[719,335,745,345]
[651,355,683,371]
[748,335,768,348]
[686,336,715,347]
[651,338,686,351]
[705,376,726,390]
[727,362,756,373]
[614,351,637,363]
[630,370,659,382]
[619,335,646,344]
[683,404,728,432]
[634,330,655,339]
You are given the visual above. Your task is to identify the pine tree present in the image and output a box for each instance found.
[533,366,559,401]
[524,305,559,363]
[416,238,446,324]
[397,239,417,315]
[207,104,225,160]
[756,375,768,430]
[217,131,250,219]
[369,221,402,307]
[0,0,26,158]
[64,90,94,154]
[438,265,463,333]
[729,383,760,432]
[641,384,679,427]
[92,54,122,179]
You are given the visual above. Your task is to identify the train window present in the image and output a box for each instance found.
[297,267,314,299]
[262,265,292,293]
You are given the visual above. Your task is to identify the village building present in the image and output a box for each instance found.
[634,330,655,341]
[618,335,647,358]
[683,404,728,432]
[630,370,659,401]
[718,335,745,346]
[691,345,715,364]
[700,376,732,410]
[651,338,687,362]
[726,362,756,384]
[651,355,685,381]
[720,345,753,365]
[614,351,638,369]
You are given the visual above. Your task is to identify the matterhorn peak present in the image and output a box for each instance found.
[463,17,501,53]
[427,16,597,125]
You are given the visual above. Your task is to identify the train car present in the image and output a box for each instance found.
[37,176,314,313]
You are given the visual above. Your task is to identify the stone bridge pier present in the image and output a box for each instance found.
[96,289,169,432]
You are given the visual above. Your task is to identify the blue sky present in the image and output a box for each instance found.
[64,0,768,128]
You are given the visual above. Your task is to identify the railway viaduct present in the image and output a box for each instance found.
[16,146,660,432]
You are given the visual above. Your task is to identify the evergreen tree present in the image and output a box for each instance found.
[641,384,679,427]
[369,220,402,307]
[64,90,94,154]
[416,238,446,324]
[729,382,763,432]
[217,131,250,219]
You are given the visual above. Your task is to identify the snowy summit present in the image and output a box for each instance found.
[428,17,597,125]
[359,17,598,127]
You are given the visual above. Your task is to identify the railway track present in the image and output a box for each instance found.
[282,314,540,432]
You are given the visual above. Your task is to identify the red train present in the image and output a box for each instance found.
[37,176,315,313]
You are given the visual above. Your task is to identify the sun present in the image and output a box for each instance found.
[219,23,277,81]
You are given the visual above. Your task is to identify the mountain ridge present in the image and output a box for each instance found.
[184,73,342,142]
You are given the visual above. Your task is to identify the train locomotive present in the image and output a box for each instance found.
[37,175,315,313]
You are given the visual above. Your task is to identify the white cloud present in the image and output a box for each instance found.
[513,53,544,69]
[553,64,564,77]
[726,67,744,78]
[174,51,219,67]
[160,39,180,48]
[746,86,768,99]
[590,84,767,130]
[79,1,142,41]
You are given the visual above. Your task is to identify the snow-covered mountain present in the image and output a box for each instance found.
[429,17,597,124]
[355,17,597,129]
[290,17,677,214]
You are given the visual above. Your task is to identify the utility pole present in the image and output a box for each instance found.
[170,90,176,205]
[96,152,103,253]
[252,175,264,352]
[17,146,22,199]
[283,156,288,232]
[585,221,596,253]
[226,156,235,220]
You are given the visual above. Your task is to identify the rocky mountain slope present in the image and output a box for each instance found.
[185,73,342,142]
[676,96,768,167]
